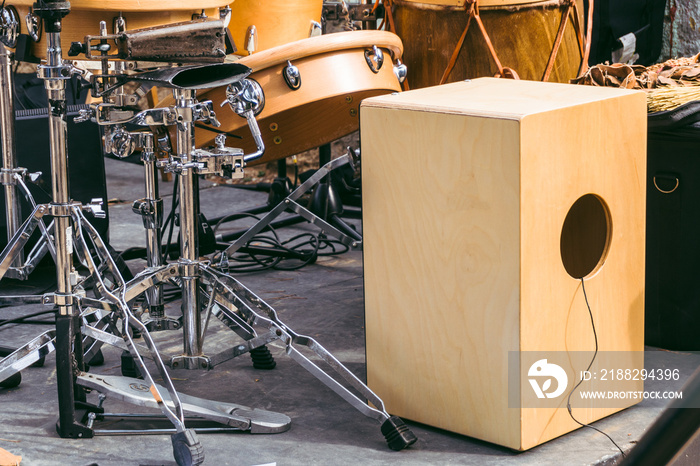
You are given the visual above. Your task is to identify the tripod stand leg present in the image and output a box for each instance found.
[0,204,48,280]
[0,330,56,385]
[0,45,23,268]
[200,264,417,451]
[222,154,361,256]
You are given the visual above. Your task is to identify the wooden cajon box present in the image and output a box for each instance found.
[360,78,646,450]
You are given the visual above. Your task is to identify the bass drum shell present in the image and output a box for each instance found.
[9,0,231,60]
[393,0,584,89]
[228,0,323,54]
[193,31,404,166]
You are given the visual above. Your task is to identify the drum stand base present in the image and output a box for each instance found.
[77,373,292,434]
[220,153,363,257]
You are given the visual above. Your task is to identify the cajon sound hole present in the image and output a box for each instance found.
[560,194,612,279]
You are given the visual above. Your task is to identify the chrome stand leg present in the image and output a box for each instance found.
[171,88,209,370]
[0,45,23,267]
[133,134,179,331]
[38,22,92,437]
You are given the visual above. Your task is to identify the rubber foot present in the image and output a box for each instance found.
[172,429,205,466]
[381,415,417,451]
[250,345,276,370]
[0,371,21,389]
[88,349,104,367]
[120,350,143,379]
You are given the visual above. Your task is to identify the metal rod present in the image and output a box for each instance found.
[141,134,165,318]
[37,6,91,438]
[0,45,22,266]
[175,88,203,358]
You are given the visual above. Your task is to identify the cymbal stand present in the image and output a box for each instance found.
[0,8,54,279]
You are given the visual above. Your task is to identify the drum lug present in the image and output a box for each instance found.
[393,59,407,83]
[365,45,384,73]
[25,9,42,43]
[283,60,302,90]
[219,6,232,26]
[309,21,322,38]
[244,25,258,54]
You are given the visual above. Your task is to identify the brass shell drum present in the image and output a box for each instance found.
[393,0,584,88]
[228,0,323,54]
[194,31,404,166]
[9,0,231,60]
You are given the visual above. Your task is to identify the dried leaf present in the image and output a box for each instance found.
[658,75,678,86]
[682,67,700,78]
[590,66,605,86]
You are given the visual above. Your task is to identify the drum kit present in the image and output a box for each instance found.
[0,1,590,465]
[0,1,414,465]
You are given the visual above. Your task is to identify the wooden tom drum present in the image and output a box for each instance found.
[228,0,323,54]
[194,31,404,166]
[392,0,585,88]
[9,0,231,61]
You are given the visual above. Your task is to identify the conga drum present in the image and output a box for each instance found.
[9,0,232,61]
[192,31,404,166]
[392,0,585,88]
[228,0,323,54]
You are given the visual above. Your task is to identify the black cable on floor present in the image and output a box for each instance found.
[0,309,56,328]
[566,277,626,457]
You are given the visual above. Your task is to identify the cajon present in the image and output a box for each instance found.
[361,78,646,450]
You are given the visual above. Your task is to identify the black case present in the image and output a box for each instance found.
[588,0,666,66]
[645,102,700,350]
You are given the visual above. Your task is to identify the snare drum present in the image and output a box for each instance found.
[9,0,231,61]
[228,0,323,54]
[193,31,404,166]
[393,0,585,88]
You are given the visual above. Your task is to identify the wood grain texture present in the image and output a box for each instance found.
[361,78,646,450]
[393,0,583,88]
[397,0,546,6]
[228,0,322,53]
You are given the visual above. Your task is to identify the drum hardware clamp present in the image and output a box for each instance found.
[322,1,383,27]
[0,4,20,48]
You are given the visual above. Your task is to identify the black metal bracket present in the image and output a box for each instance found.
[322,2,384,23]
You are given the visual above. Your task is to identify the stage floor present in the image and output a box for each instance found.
[0,157,698,466]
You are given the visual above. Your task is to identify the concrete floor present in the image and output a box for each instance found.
[1,157,699,466]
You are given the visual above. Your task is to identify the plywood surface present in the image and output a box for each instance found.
[361,78,638,122]
[362,107,522,448]
[362,78,647,450]
[517,96,647,449]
